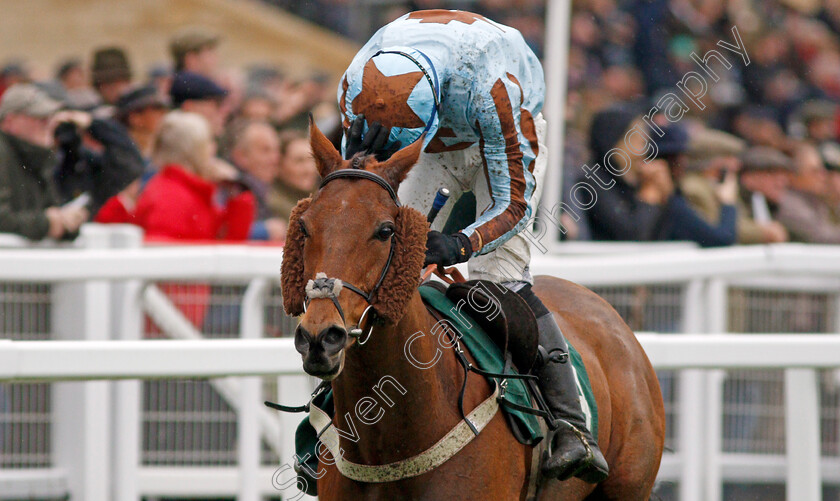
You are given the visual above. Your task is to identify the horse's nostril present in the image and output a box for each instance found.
[319,325,348,355]
[294,325,312,356]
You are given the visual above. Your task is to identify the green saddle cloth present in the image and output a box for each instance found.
[293,284,598,491]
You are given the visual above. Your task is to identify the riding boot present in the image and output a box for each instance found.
[535,313,609,483]
[514,285,608,484]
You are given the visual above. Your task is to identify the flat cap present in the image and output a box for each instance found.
[169,71,228,107]
[799,99,838,123]
[741,146,794,173]
[688,128,746,161]
[170,26,220,63]
[0,83,62,119]
[116,85,169,118]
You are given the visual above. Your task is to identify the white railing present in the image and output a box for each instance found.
[1,225,840,501]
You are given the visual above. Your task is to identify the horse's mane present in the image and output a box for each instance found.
[281,196,429,324]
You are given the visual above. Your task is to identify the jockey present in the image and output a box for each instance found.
[337,10,608,483]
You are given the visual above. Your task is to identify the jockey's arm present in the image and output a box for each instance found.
[460,73,537,257]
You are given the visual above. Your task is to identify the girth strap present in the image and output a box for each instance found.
[309,382,500,483]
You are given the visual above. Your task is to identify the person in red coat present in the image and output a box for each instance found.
[97,110,255,327]
[97,110,254,241]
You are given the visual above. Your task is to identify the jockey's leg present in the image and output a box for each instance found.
[516,284,609,484]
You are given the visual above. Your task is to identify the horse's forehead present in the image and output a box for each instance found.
[309,180,395,223]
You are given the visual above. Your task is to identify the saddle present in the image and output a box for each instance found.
[443,279,540,375]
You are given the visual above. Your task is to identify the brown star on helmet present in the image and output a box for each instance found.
[407,10,499,29]
[351,59,425,129]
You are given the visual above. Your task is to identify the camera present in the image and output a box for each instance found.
[53,121,82,151]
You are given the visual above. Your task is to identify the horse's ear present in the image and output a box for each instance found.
[374,135,424,188]
[309,115,343,177]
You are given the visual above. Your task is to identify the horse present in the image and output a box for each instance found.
[280,119,666,500]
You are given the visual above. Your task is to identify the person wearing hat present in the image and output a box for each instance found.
[169,71,228,136]
[737,146,795,242]
[116,85,169,160]
[651,124,738,247]
[336,10,609,485]
[170,26,221,78]
[0,84,87,240]
[585,104,673,241]
[680,129,788,244]
[52,89,147,218]
[90,47,133,105]
[776,143,840,243]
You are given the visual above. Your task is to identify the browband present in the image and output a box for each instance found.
[320,169,401,207]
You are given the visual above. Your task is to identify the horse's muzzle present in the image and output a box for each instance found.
[294,324,348,379]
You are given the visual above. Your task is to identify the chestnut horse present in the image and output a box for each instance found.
[281,121,665,500]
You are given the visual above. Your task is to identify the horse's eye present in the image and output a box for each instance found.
[375,224,395,241]
[299,220,309,238]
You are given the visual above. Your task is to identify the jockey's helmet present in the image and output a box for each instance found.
[339,46,441,153]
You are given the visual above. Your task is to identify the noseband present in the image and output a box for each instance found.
[303,167,399,343]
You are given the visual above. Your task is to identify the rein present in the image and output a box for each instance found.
[303,168,399,340]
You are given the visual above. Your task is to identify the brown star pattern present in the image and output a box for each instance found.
[407,10,498,29]
[426,127,475,153]
[351,59,425,129]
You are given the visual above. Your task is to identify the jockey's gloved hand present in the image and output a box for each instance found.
[424,231,473,267]
[344,115,402,161]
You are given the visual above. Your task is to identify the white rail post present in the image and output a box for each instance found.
[108,225,144,501]
[239,278,270,501]
[785,368,821,500]
[704,278,728,501]
[541,0,571,251]
[50,225,114,501]
[679,279,706,501]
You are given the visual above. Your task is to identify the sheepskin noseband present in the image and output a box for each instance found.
[280,174,429,325]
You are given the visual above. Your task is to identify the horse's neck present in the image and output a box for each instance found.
[330,290,465,464]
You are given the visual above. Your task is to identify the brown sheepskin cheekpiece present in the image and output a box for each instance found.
[281,197,312,316]
[370,206,429,324]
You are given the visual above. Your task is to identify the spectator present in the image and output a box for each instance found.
[97,111,254,242]
[52,104,146,217]
[169,27,221,78]
[738,147,795,240]
[681,128,788,244]
[654,125,738,247]
[147,64,173,98]
[169,71,228,136]
[90,47,133,106]
[115,85,169,161]
[0,84,87,240]
[269,129,318,222]
[53,59,100,110]
[584,105,672,241]
[228,120,287,241]
[236,89,275,122]
[777,144,840,243]
[0,62,29,97]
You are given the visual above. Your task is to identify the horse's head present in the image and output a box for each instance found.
[280,119,429,379]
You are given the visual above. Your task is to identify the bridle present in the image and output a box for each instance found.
[303,165,399,345]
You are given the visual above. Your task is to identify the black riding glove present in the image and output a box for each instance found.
[344,115,402,161]
[424,231,473,267]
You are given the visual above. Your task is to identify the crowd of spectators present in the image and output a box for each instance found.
[557,0,840,247]
[280,0,840,248]
[0,25,329,246]
[6,0,840,252]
